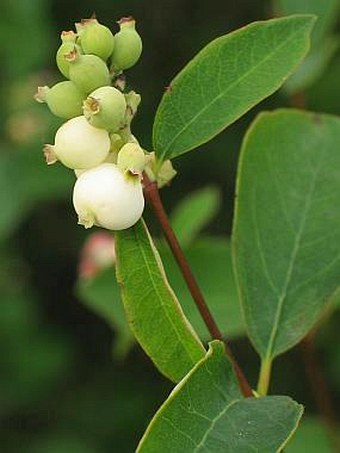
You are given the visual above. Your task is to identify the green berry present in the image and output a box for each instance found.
[66,48,111,95]
[110,17,142,72]
[34,81,84,119]
[117,142,146,177]
[78,18,114,61]
[56,31,82,78]
[83,86,126,131]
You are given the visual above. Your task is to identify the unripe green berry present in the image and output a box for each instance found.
[44,115,110,169]
[66,49,111,95]
[110,17,142,72]
[78,18,114,61]
[73,163,144,230]
[34,81,84,119]
[83,86,126,131]
[56,31,82,78]
[117,142,146,176]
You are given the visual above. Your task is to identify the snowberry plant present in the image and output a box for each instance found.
[36,9,340,452]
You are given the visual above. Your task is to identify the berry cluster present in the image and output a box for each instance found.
[35,17,149,231]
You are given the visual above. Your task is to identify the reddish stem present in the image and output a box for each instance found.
[143,173,252,397]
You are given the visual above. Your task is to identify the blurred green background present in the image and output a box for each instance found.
[1,0,339,451]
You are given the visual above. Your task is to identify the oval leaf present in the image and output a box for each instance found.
[153,15,315,162]
[232,109,340,360]
[138,341,303,452]
[115,219,205,382]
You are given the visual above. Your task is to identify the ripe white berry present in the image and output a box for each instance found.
[73,163,144,230]
[44,116,110,169]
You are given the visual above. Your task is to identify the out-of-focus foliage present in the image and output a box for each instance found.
[0,0,339,451]
[275,0,340,93]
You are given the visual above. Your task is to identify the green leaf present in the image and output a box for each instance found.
[115,219,205,382]
[153,15,315,162]
[161,238,244,339]
[232,109,340,361]
[138,341,303,453]
[170,187,221,247]
[286,417,334,453]
[76,269,134,358]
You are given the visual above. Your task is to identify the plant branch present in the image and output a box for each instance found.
[143,173,253,397]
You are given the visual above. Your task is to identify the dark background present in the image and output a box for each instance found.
[0,0,339,451]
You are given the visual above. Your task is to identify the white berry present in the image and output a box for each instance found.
[44,116,110,169]
[73,163,144,230]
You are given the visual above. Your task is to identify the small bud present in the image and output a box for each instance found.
[34,81,84,119]
[78,18,114,61]
[117,142,146,177]
[73,163,145,230]
[45,116,110,169]
[105,133,125,164]
[110,17,142,73]
[145,152,177,188]
[109,132,125,154]
[66,48,111,95]
[83,86,126,131]
[56,31,82,78]
[124,90,141,125]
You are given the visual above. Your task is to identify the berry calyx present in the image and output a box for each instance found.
[73,163,145,230]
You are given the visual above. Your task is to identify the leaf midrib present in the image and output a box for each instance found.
[158,20,309,159]
[263,146,323,360]
[193,399,239,452]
